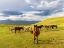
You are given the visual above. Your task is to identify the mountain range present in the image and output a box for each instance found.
[0,19,39,24]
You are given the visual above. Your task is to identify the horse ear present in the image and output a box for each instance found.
[34,25,35,26]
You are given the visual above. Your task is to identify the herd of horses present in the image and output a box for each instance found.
[9,26,30,34]
[9,24,57,44]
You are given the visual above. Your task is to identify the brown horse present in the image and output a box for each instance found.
[23,26,30,32]
[43,25,50,30]
[15,26,24,34]
[43,25,57,29]
[37,25,43,30]
[50,25,57,29]
[33,25,40,44]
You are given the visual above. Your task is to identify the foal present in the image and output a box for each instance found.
[33,25,40,44]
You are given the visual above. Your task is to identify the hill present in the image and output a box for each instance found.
[30,16,64,28]
[36,16,64,25]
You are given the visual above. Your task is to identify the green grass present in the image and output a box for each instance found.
[0,25,64,48]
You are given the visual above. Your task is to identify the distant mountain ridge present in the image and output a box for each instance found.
[0,19,39,24]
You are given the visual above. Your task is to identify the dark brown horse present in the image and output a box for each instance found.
[37,25,43,30]
[15,27,24,34]
[32,25,40,44]
[50,25,57,29]
[43,25,57,29]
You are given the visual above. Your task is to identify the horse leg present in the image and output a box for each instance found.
[18,30,19,33]
[36,36,38,44]
[28,28,29,32]
[34,36,36,44]
[56,26,57,29]
[40,28,41,30]
[19,30,21,33]
[15,30,16,34]
[18,30,21,33]
[52,26,54,29]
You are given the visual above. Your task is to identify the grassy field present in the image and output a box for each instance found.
[0,17,64,48]
[0,25,64,48]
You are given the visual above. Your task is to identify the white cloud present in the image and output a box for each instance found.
[48,11,64,18]
[0,11,64,21]
[0,16,8,20]
[0,13,4,15]
[0,11,46,21]
[25,0,64,11]
[25,0,30,3]
[30,6,34,8]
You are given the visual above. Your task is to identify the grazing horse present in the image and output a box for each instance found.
[50,25,57,29]
[43,25,50,30]
[33,25,40,44]
[24,26,30,32]
[37,25,43,30]
[15,27,24,34]
[9,27,15,32]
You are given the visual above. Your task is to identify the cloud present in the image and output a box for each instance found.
[25,0,64,16]
[0,0,64,21]
[0,0,31,11]
[0,16,8,20]
[34,10,52,16]
[0,11,64,21]
[1,11,23,16]
[0,11,47,21]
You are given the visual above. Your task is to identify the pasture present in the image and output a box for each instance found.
[0,24,64,48]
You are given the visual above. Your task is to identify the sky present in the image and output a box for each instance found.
[0,0,64,21]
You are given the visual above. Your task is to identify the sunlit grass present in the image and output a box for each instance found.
[0,25,64,48]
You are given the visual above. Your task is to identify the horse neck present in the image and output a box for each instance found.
[34,27,38,32]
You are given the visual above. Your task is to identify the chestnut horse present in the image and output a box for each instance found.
[33,25,40,44]
[43,25,50,30]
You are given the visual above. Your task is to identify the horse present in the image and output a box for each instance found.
[37,25,43,30]
[15,26,24,34]
[43,25,50,30]
[50,25,57,29]
[23,26,30,32]
[9,27,15,32]
[32,25,40,44]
